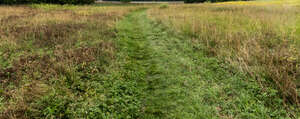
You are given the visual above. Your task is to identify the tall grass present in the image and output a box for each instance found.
[148,1,300,105]
[0,4,139,118]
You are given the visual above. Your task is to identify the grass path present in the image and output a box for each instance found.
[114,9,291,118]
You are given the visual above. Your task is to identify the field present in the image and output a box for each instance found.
[149,0,300,106]
[0,0,299,118]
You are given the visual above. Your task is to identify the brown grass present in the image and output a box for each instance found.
[0,4,137,118]
[148,3,300,105]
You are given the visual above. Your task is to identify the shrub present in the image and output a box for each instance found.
[1,0,16,4]
[77,0,95,4]
[159,4,169,9]
[0,0,95,4]
[120,0,131,3]
[184,0,206,3]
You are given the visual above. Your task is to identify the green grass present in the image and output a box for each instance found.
[149,2,300,109]
[0,3,299,118]
[295,19,300,47]
[112,9,292,118]
[0,4,136,118]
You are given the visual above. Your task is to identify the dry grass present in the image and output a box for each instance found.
[148,1,300,105]
[216,0,300,6]
[1,2,299,118]
[0,4,138,118]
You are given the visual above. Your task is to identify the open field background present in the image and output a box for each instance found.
[0,0,299,118]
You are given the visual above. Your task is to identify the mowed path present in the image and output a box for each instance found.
[114,9,284,118]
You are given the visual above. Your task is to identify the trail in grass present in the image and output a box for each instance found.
[115,9,290,119]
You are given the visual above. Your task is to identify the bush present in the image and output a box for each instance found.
[159,4,169,9]
[120,0,131,3]
[0,0,95,4]
[184,0,206,3]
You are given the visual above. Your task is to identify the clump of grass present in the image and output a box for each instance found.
[148,1,300,107]
[159,4,169,9]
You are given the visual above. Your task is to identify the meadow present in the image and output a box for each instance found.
[149,0,300,106]
[0,0,299,118]
[0,4,141,118]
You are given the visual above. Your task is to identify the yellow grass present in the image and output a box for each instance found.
[148,0,300,105]
[216,0,300,6]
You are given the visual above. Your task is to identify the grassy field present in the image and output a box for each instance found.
[0,4,141,118]
[0,0,299,118]
[149,0,300,106]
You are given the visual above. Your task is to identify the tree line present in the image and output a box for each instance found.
[0,0,95,4]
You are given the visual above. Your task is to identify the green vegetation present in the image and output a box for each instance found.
[183,0,249,3]
[120,0,132,3]
[159,4,169,9]
[0,0,95,5]
[0,4,139,118]
[0,1,299,119]
[116,10,294,118]
[149,0,300,106]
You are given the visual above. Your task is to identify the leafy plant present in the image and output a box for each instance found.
[35,92,71,118]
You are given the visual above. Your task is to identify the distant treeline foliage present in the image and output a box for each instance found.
[103,0,249,3]
[104,0,182,1]
[184,0,250,3]
[0,0,95,4]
